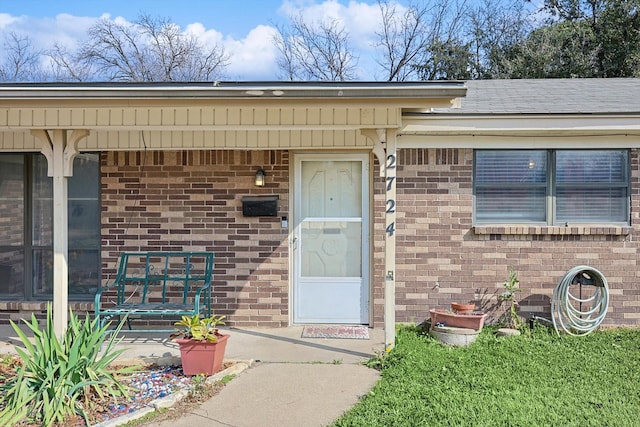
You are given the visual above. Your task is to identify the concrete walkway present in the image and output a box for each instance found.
[0,325,384,427]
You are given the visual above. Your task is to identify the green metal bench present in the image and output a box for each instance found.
[94,251,214,332]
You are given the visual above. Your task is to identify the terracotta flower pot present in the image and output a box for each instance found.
[451,302,476,315]
[430,308,487,330]
[176,334,229,376]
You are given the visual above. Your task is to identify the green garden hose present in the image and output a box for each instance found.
[551,266,609,336]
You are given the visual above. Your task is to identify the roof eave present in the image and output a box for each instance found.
[0,81,467,100]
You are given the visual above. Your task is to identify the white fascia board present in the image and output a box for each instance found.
[401,114,640,134]
[398,133,640,149]
[399,114,640,149]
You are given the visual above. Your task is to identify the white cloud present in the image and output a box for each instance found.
[0,13,20,29]
[0,13,98,51]
[223,25,280,80]
[279,0,385,48]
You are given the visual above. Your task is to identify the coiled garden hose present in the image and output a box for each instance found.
[551,266,609,336]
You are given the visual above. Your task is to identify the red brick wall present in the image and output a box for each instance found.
[385,148,640,327]
[101,150,290,327]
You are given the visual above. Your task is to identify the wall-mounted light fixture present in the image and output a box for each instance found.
[255,168,266,187]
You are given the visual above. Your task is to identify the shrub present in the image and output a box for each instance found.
[0,305,135,426]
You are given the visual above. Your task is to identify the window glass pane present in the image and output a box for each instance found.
[69,153,100,248]
[69,154,100,297]
[32,155,53,246]
[0,155,24,245]
[475,150,547,223]
[476,151,546,183]
[69,153,100,197]
[0,155,25,296]
[556,150,627,184]
[476,188,546,222]
[556,188,627,222]
[0,249,23,296]
[69,249,100,297]
[31,153,100,299]
[32,248,53,297]
[555,150,628,223]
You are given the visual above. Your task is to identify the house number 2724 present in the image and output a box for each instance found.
[385,154,396,237]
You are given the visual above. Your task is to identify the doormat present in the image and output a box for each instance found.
[301,325,370,339]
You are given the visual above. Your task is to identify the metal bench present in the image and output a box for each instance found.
[94,251,214,332]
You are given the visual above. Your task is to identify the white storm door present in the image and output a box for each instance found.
[293,154,369,324]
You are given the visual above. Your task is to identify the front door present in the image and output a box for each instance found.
[293,154,369,324]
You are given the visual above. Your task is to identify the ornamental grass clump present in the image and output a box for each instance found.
[0,304,135,426]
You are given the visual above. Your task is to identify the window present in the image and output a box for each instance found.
[474,150,629,225]
[0,153,100,300]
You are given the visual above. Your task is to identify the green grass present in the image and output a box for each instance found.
[334,326,640,427]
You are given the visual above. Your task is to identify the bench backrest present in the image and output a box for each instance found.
[114,252,215,305]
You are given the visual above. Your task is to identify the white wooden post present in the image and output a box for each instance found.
[383,130,397,350]
[32,129,88,337]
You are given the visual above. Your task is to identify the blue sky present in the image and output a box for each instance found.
[0,0,288,39]
[0,0,394,80]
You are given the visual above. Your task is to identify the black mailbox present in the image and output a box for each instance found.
[242,195,279,217]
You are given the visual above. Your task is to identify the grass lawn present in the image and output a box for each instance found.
[334,325,640,427]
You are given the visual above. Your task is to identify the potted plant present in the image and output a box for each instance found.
[170,314,229,376]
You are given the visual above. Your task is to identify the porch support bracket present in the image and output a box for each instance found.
[31,129,90,338]
[362,128,397,350]
[361,128,387,177]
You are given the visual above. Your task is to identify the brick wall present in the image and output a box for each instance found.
[386,148,640,327]
[101,150,290,327]
[3,146,637,329]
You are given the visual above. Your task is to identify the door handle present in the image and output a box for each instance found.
[292,237,298,249]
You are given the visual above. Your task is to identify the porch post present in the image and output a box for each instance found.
[362,128,398,350]
[31,129,89,337]
[383,130,397,350]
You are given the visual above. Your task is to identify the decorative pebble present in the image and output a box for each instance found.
[98,365,196,423]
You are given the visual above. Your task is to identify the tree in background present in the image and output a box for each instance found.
[512,0,640,78]
[273,14,357,81]
[374,0,470,81]
[466,0,533,79]
[0,32,47,82]
[49,14,229,82]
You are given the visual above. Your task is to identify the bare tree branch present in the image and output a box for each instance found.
[374,0,470,81]
[273,14,357,81]
[0,32,45,82]
[50,14,229,82]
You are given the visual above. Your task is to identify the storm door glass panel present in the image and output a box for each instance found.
[475,150,547,223]
[300,161,362,277]
[301,221,361,277]
[555,150,629,223]
[0,155,25,296]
